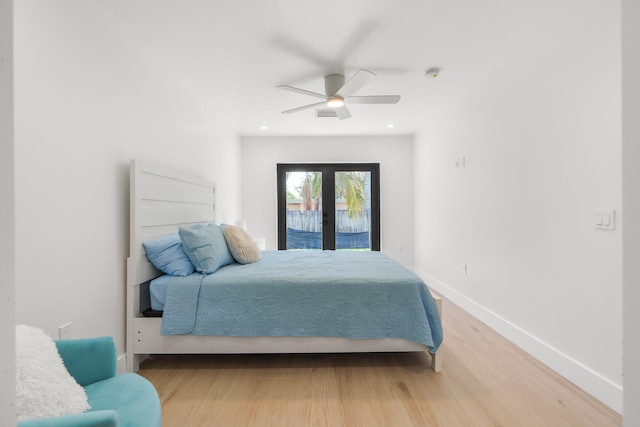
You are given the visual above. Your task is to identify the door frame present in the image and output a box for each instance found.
[277,163,380,251]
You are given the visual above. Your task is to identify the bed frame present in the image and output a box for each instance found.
[126,160,442,372]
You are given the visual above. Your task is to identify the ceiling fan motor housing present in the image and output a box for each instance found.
[324,74,346,96]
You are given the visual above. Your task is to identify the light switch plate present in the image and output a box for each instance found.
[595,209,615,230]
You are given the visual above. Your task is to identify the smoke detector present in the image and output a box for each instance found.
[425,67,441,78]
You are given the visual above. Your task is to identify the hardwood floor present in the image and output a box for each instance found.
[138,297,621,427]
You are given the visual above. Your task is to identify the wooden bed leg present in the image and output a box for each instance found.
[431,350,442,372]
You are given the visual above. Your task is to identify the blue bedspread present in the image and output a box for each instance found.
[160,250,443,353]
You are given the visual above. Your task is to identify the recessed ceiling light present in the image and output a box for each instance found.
[260,125,268,130]
[387,124,396,128]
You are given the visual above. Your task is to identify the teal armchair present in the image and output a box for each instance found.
[18,337,161,427]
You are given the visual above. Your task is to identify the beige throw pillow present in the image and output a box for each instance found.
[223,224,261,264]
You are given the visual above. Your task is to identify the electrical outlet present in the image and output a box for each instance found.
[58,322,72,340]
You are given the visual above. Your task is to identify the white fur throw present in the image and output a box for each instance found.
[15,325,90,421]
[223,224,261,264]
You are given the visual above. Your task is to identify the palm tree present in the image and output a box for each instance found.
[299,171,365,218]
[336,172,365,218]
[298,172,318,210]
[311,172,322,210]
[300,175,313,210]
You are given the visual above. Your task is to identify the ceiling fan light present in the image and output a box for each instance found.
[326,96,345,108]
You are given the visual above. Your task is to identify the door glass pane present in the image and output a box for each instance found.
[335,171,371,250]
[285,171,322,250]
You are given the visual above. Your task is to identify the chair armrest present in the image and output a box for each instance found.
[55,337,117,387]
[18,410,119,427]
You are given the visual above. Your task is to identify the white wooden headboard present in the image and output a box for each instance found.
[126,160,215,369]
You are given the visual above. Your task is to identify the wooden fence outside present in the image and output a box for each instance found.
[286,210,370,233]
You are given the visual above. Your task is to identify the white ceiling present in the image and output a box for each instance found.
[98,0,560,136]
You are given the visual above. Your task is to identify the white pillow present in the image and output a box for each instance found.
[15,325,90,421]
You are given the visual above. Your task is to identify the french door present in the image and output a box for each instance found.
[277,163,380,251]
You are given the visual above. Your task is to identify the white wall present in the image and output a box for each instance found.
[413,2,623,413]
[622,0,640,424]
[241,135,414,267]
[13,0,241,364]
[0,0,15,423]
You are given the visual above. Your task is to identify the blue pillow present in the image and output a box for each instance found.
[143,233,195,276]
[179,223,234,274]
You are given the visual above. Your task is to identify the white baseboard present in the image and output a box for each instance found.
[415,268,623,414]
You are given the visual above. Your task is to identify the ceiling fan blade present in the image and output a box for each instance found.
[334,105,352,120]
[272,35,333,68]
[282,101,327,114]
[277,85,327,99]
[333,22,378,65]
[336,69,376,97]
[346,95,401,104]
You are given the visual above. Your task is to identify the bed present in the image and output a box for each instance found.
[126,160,443,372]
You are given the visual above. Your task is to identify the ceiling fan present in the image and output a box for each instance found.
[277,69,400,120]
